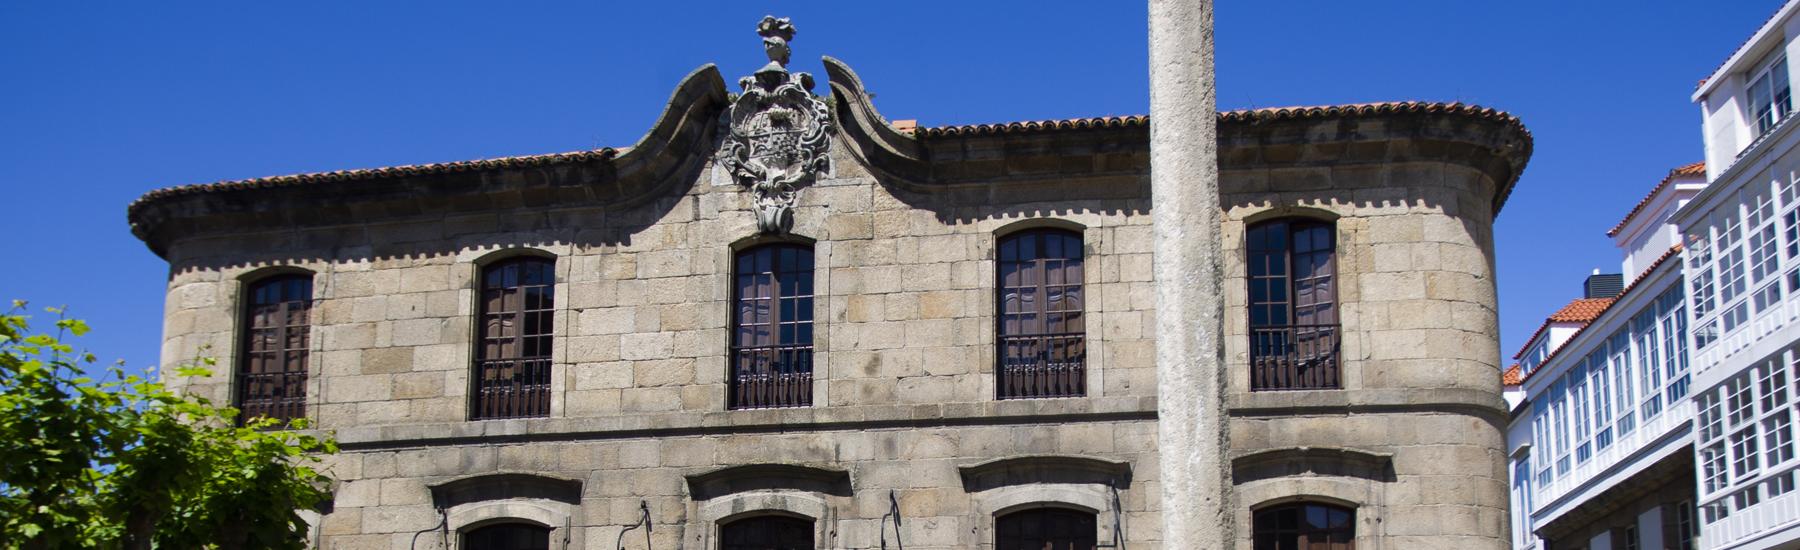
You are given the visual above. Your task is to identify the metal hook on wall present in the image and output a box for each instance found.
[879,490,903,550]
[616,500,652,550]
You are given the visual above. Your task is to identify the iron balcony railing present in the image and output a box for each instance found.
[998,333,1086,399]
[473,357,552,420]
[730,344,814,409]
[238,370,307,424]
[1249,324,1341,391]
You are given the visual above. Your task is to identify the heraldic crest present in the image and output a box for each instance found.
[720,16,836,235]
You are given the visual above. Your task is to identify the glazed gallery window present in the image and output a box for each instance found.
[997,228,1087,399]
[1247,219,1340,390]
[1253,502,1355,550]
[473,257,555,420]
[462,523,550,550]
[1751,55,1793,136]
[995,507,1097,550]
[238,274,313,424]
[720,515,813,550]
[731,244,815,409]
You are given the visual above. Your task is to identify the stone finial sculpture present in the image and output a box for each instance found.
[720,15,836,235]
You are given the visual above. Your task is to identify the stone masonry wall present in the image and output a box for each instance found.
[151,128,1513,549]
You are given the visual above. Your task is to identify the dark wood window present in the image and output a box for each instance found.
[997,229,1086,399]
[1247,219,1340,391]
[238,274,312,424]
[1253,503,1355,550]
[731,244,814,409]
[462,523,550,550]
[473,257,555,420]
[995,507,1098,550]
[720,515,813,550]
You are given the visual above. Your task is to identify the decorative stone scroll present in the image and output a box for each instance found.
[719,16,836,234]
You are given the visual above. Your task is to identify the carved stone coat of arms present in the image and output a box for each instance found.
[719,16,836,235]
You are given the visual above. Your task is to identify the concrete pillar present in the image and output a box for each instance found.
[1148,0,1230,549]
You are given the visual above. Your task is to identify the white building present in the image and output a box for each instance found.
[1683,2,1800,548]
[1506,163,1707,550]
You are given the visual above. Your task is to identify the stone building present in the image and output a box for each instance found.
[126,17,1531,550]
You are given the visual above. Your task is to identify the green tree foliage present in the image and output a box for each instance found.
[0,302,337,549]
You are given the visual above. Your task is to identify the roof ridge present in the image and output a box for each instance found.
[1606,161,1706,237]
[914,101,1526,137]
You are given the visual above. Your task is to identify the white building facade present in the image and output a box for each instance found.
[1684,3,1800,548]
[1507,162,1706,550]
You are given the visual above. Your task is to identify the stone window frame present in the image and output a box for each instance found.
[989,218,1099,403]
[994,225,1089,400]
[443,499,575,550]
[431,472,583,550]
[726,235,821,410]
[1226,206,1354,397]
[1250,500,1356,550]
[1244,215,1341,391]
[694,491,835,550]
[966,484,1115,549]
[459,246,572,421]
[1237,483,1381,550]
[229,265,321,427]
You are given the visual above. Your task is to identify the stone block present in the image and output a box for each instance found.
[360,347,414,375]
[620,332,674,360]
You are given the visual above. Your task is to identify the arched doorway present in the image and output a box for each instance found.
[1252,502,1355,550]
[462,522,551,550]
[720,515,814,550]
[995,507,1098,550]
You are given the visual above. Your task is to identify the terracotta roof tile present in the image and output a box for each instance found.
[127,148,620,212]
[1513,297,1615,360]
[1518,245,1683,383]
[1502,364,1523,386]
[134,103,1526,214]
[1606,161,1705,237]
[913,101,1526,138]
[1549,297,1617,323]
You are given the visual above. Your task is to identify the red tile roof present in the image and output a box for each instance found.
[1606,162,1706,237]
[1549,297,1617,323]
[1503,364,1523,386]
[1517,245,1683,383]
[1512,297,1615,360]
[128,148,620,211]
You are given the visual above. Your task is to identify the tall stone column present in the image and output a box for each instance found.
[1148,0,1230,548]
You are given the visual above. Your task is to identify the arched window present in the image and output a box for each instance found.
[1253,502,1355,550]
[995,507,1097,550]
[720,515,813,550]
[731,244,815,409]
[238,274,312,424]
[1246,219,1340,390]
[997,228,1086,399]
[462,523,551,550]
[473,257,555,419]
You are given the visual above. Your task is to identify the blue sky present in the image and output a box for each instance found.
[0,1,1779,370]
